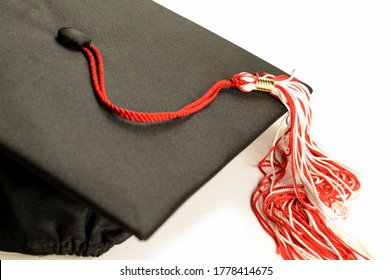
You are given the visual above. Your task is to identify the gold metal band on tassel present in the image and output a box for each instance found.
[255,77,274,93]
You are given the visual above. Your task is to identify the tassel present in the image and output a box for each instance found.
[58,28,369,259]
[235,72,370,260]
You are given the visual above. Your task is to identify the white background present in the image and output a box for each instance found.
[1,0,390,260]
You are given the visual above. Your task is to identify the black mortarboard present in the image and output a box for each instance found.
[0,0,287,257]
[0,0,368,259]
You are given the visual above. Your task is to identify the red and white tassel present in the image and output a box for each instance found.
[235,72,370,259]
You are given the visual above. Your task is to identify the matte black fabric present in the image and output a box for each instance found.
[0,0,288,256]
[0,152,132,256]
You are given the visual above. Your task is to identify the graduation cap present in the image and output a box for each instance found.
[0,0,369,259]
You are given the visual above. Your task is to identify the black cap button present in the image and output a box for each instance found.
[58,27,92,47]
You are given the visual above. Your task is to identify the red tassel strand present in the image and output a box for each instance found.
[80,44,369,260]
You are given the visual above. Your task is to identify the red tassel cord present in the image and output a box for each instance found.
[81,45,233,122]
[80,43,369,260]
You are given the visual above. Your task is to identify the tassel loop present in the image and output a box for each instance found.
[230,72,259,92]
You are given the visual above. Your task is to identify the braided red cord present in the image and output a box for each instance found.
[81,44,240,122]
